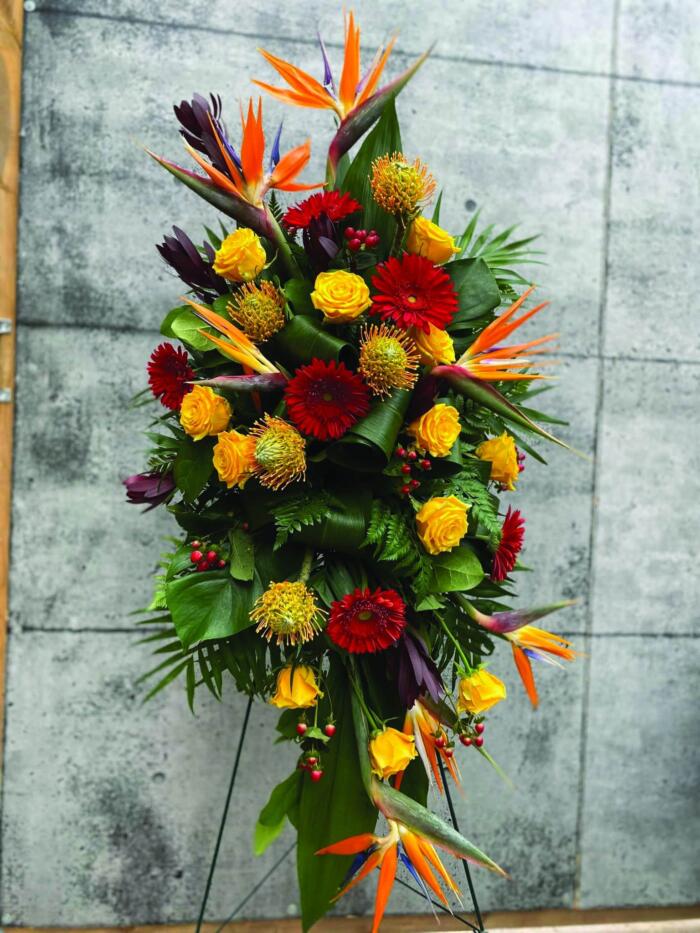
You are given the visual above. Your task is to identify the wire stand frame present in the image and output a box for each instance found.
[195,693,253,933]
[196,697,486,931]
[438,756,486,932]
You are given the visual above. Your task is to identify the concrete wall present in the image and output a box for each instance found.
[2,0,699,925]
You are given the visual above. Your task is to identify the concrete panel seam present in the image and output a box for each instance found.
[29,5,700,92]
[572,0,620,908]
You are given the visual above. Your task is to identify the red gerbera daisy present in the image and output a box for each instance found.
[147,343,195,410]
[370,253,458,333]
[491,507,525,582]
[283,191,362,230]
[327,587,407,654]
[285,358,370,441]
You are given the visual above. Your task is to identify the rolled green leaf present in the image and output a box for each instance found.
[272,315,356,368]
[327,388,411,472]
[296,490,371,552]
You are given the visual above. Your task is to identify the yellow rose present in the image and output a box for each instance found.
[269,665,322,710]
[411,324,456,366]
[416,495,469,555]
[407,402,461,457]
[212,228,266,282]
[311,270,371,322]
[179,385,231,440]
[456,669,507,714]
[476,431,519,490]
[213,430,256,488]
[406,215,458,264]
[369,727,417,779]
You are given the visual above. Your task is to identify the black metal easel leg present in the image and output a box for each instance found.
[437,756,486,932]
[195,693,254,933]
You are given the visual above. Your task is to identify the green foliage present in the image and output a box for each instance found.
[436,466,503,542]
[172,436,215,501]
[456,211,543,297]
[166,571,258,648]
[160,304,214,351]
[363,499,427,577]
[445,258,501,332]
[426,544,485,595]
[296,659,377,932]
[229,526,255,581]
[339,99,401,254]
[270,491,333,550]
[254,769,303,855]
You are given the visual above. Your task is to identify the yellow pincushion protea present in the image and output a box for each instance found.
[228,281,286,342]
[359,324,419,397]
[250,414,306,490]
[370,152,436,216]
[251,581,325,646]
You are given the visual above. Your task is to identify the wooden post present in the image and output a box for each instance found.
[0,0,23,762]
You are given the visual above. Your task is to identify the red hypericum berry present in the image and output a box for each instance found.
[474,736,484,748]
[344,227,356,239]
[190,550,203,563]
[356,229,367,240]
[206,550,217,562]
[348,238,362,251]
[396,446,407,458]
[475,722,485,735]
[310,769,324,782]
[297,760,308,770]
[366,234,380,248]
[191,540,201,548]
[434,735,447,749]
[197,560,209,572]
[306,756,318,767]
[296,723,308,736]
[401,484,411,495]
[242,522,250,531]
[444,748,455,759]
[323,723,336,737]
[459,735,473,747]
[401,464,412,475]
[216,559,226,569]
[407,450,418,461]
[410,479,421,489]
[420,459,431,470]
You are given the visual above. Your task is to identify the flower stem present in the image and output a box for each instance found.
[267,209,302,279]
[437,612,474,674]
[298,548,314,584]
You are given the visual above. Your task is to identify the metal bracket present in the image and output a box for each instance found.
[0,388,11,404]
[0,318,12,335]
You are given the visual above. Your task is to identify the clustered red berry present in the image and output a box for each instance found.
[189,540,227,573]
[344,227,380,252]
[295,719,337,782]
[396,444,432,495]
[459,718,486,748]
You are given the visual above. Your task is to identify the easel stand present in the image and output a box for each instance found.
[195,697,486,932]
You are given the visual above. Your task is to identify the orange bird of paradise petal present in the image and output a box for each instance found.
[183,97,322,207]
[318,819,461,931]
[456,285,558,382]
[507,625,577,707]
[254,11,396,121]
[395,700,461,794]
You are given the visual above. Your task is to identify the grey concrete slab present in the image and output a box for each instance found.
[605,80,700,361]
[0,627,585,925]
[10,324,172,630]
[28,2,616,74]
[618,0,700,84]
[591,358,700,635]
[20,12,610,356]
[579,635,700,907]
[0,630,302,926]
